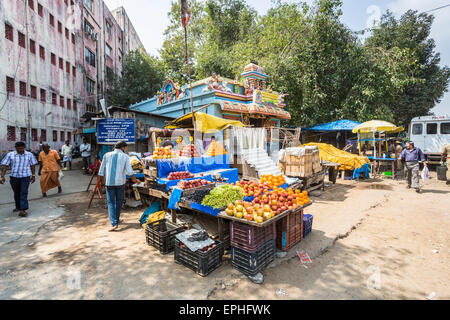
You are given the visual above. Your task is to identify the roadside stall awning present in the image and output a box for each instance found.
[352,120,404,134]
[220,101,291,120]
[165,112,245,133]
[304,120,361,132]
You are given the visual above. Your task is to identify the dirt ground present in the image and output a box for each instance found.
[0,172,449,300]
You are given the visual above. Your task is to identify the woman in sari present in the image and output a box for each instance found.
[38,144,62,197]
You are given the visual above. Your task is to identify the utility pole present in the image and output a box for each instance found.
[25,2,32,150]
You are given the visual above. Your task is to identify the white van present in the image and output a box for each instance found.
[409,115,450,164]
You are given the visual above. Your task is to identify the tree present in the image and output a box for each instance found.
[365,10,450,126]
[107,50,165,108]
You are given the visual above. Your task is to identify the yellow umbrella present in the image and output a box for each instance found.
[352,120,404,134]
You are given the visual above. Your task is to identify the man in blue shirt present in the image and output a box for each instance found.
[400,141,427,193]
[0,142,38,217]
[99,141,137,232]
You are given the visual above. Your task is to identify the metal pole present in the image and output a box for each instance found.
[25,3,31,150]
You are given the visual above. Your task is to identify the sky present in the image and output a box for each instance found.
[103,0,450,116]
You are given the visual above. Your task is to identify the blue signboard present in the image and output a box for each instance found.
[97,118,136,144]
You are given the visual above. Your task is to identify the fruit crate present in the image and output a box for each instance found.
[145,219,185,254]
[174,239,224,277]
[303,214,313,238]
[278,209,304,232]
[230,221,276,252]
[276,223,303,252]
[181,183,216,197]
[231,240,276,277]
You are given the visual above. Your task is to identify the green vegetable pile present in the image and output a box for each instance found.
[201,185,244,209]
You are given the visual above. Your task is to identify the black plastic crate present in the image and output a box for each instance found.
[145,219,185,254]
[174,239,224,277]
[303,214,313,238]
[231,240,276,277]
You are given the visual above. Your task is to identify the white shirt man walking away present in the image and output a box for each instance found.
[61,140,73,171]
[98,141,137,232]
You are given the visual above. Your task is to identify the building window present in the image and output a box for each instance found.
[28,0,34,10]
[5,23,14,41]
[32,129,38,141]
[105,43,112,57]
[60,95,65,107]
[30,85,37,99]
[30,39,36,54]
[65,28,69,40]
[40,89,46,102]
[66,61,70,73]
[49,14,54,27]
[67,98,71,109]
[59,57,63,69]
[39,45,45,60]
[72,66,76,78]
[7,126,16,141]
[6,77,15,94]
[20,128,27,142]
[72,33,75,44]
[60,131,65,142]
[85,47,96,67]
[427,123,437,135]
[53,130,57,142]
[58,21,62,33]
[84,19,94,35]
[84,0,93,12]
[86,78,95,94]
[86,104,95,112]
[51,53,56,65]
[18,32,26,48]
[38,3,43,17]
[41,129,47,142]
[68,132,72,142]
[73,100,77,111]
[106,21,111,37]
[52,93,57,105]
[19,81,27,96]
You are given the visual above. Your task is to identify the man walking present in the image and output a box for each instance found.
[38,144,62,197]
[441,143,450,185]
[99,141,137,232]
[61,140,73,171]
[80,137,91,175]
[400,141,427,193]
[0,142,38,217]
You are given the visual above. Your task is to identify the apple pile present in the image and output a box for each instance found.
[224,200,275,224]
[252,187,311,215]
[179,144,202,158]
[234,180,271,197]
[177,179,212,190]
[167,171,195,181]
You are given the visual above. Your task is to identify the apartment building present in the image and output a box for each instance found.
[0,0,144,153]
[110,6,144,53]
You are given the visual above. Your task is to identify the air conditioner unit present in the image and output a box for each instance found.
[90,32,98,41]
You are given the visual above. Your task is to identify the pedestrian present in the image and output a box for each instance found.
[400,141,427,193]
[441,143,450,185]
[38,144,62,197]
[80,137,91,174]
[61,140,73,171]
[98,141,137,232]
[395,140,404,177]
[0,142,38,217]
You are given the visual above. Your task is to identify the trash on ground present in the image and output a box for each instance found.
[276,289,287,296]
[297,250,312,264]
[248,273,264,284]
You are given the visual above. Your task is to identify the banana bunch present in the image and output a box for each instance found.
[142,211,166,229]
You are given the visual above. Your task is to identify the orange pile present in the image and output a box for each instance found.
[259,174,286,189]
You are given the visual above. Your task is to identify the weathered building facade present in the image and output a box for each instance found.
[0,0,144,154]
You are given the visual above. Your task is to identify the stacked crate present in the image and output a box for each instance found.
[280,146,322,177]
[276,207,304,252]
[230,222,277,276]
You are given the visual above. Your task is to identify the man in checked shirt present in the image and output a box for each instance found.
[0,142,38,217]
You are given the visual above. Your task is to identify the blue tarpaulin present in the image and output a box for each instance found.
[304,120,361,132]
[156,154,231,178]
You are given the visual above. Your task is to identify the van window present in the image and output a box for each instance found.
[412,124,423,135]
[427,123,437,135]
[441,122,450,134]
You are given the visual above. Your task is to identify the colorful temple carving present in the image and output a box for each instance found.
[130,63,291,128]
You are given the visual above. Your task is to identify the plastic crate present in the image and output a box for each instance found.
[276,223,303,252]
[174,239,224,277]
[303,214,313,238]
[278,209,304,235]
[231,240,276,277]
[145,219,185,254]
[230,221,276,252]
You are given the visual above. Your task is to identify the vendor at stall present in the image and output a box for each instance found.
[99,141,138,232]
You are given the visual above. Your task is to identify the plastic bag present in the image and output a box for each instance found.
[421,166,430,181]
[58,169,64,180]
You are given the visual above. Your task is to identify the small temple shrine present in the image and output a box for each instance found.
[129,63,291,128]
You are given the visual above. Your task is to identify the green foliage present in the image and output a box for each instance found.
[106,50,165,108]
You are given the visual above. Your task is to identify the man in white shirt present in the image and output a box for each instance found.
[80,137,91,174]
[61,140,73,171]
[99,141,137,232]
